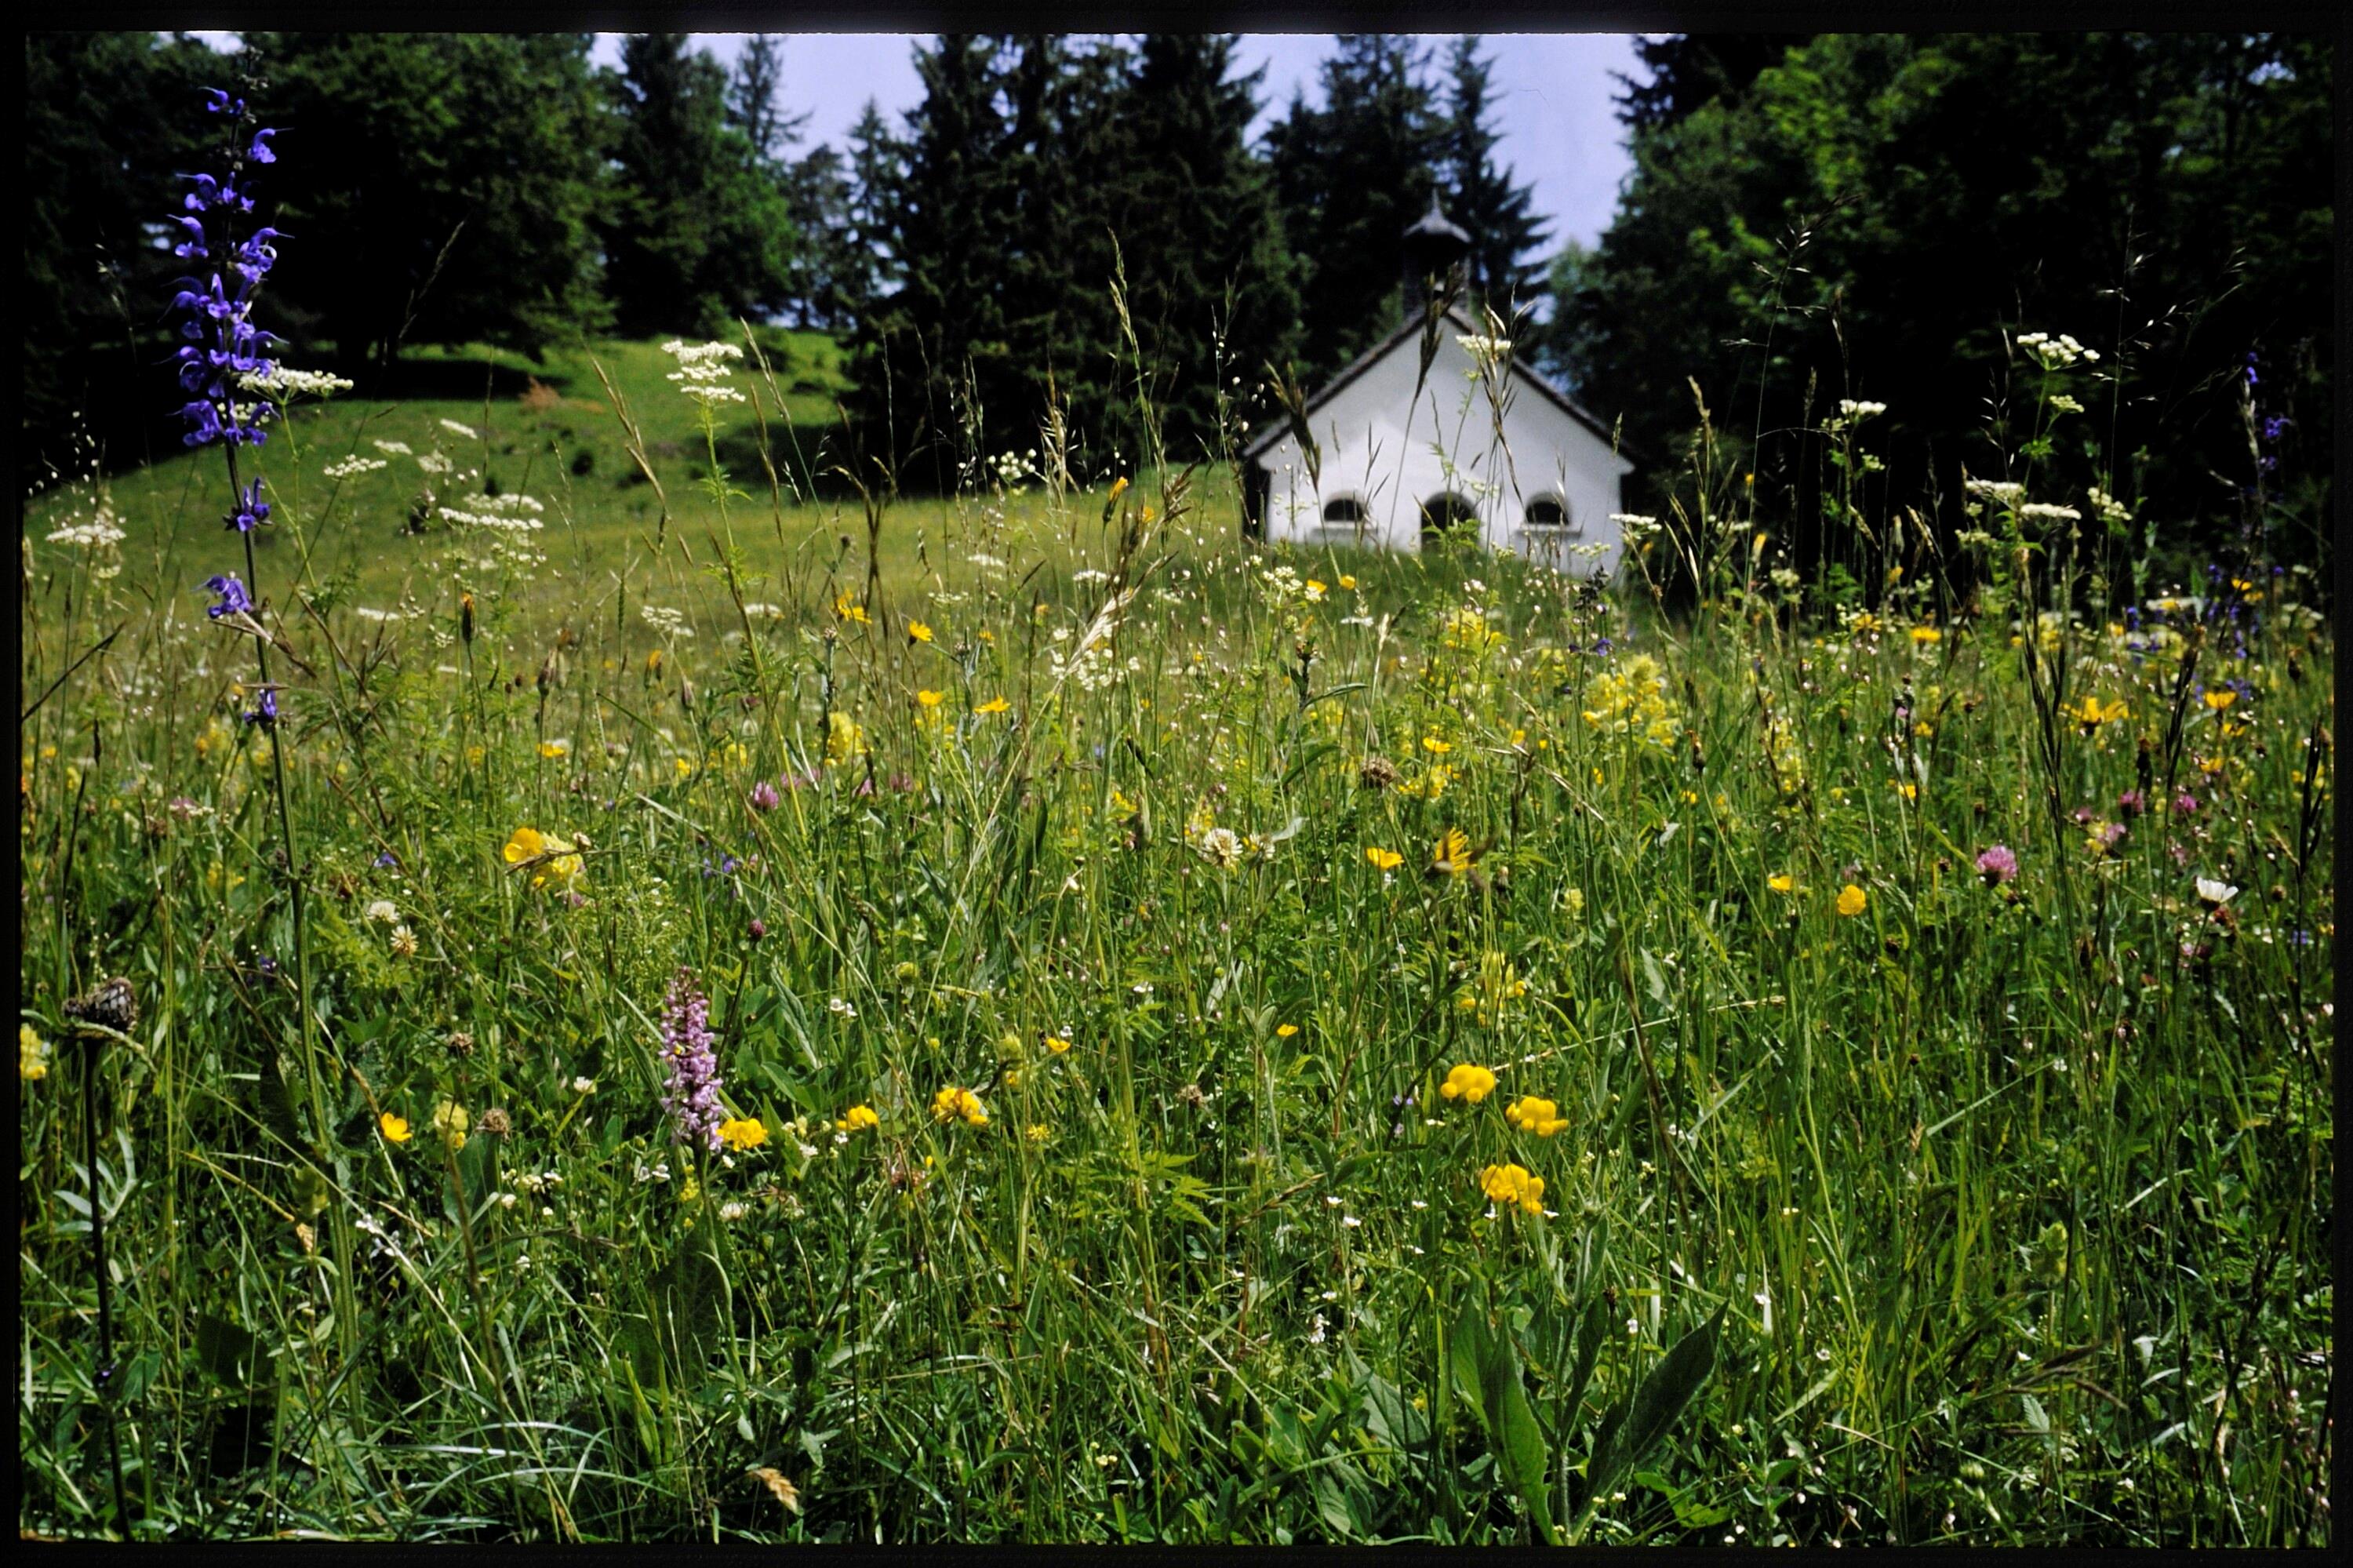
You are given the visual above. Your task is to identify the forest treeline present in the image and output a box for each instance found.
[24,31,2331,568]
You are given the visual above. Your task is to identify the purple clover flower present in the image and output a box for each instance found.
[204,573,253,620]
[1976,845,2018,886]
[747,779,780,812]
[657,968,726,1152]
[2117,789,2147,819]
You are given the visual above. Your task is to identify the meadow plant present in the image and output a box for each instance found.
[13,108,2334,1547]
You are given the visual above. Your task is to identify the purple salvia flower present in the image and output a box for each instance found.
[248,128,278,164]
[227,478,269,533]
[657,967,726,1151]
[1976,845,2018,886]
[243,686,278,728]
[204,573,253,620]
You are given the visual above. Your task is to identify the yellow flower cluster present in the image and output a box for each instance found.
[718,1117,769,1152]
[826,711,866,766]
[1439,1063,1497,1103]
[1480,1162,1546,1216]
[20,1024,51,1082]
[1580,653,1682,750]
[931,1086,988,1127]
[837,1104,880,1133]
[1504,1096,1569,1137]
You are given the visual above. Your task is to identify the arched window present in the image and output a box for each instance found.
[1320,494,1366,528]
[1523,493,1575,532]
[1419,493,1480,540]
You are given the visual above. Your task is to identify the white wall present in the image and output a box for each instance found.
[1254,330,1633,577]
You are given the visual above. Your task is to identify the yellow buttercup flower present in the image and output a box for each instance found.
[1422,734,1453,754]
[539,739,570,759]
[1504,1096,1569,1137]
[931,1086,988,1127]
[1479,1162,1546,1217]
[1275,1024,1299,1039]
[1439,1063,1497,1104]
[1835,883,1868,918]
[378,1111,411,1144]
[1042,1035,1072,1055]
[504,825,583,888]
[2064,695,2130,729]
[1366,846,1403,871]
[1338,574,1358,591]
[1768,873,1796,895]
[975,697,1010,715]
[836,1104,880,1133]
[718,1117,769,1152]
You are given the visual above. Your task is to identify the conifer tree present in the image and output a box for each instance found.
[1440,36,1549,318]
[601,32,795,336]
[1264,35,1442,380]
[1100,34,1302,460]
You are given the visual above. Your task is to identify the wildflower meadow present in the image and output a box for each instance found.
[18,71,2334,1547]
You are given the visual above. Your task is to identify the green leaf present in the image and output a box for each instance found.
[1458,1304,1558,1543]
[195,1312,266,1389]
[1585,1302,1725,1512]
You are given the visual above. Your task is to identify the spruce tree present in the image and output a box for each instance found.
[601,33,795,336]
[1100,34,1302,461]
[1264,35,1442,380]
[1440,36,1549,320]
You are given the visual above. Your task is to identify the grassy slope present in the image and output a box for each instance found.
[15,343,2334,1546]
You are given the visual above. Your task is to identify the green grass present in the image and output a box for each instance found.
[16,341,2334,1544]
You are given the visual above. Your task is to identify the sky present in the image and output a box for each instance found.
[584,33,1643,253]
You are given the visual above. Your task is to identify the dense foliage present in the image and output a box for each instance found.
[1545,32,2333,585]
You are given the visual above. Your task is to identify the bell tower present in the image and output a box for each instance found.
[1402,192,1471,315]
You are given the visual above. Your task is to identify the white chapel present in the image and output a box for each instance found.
[1243,197,1634,573]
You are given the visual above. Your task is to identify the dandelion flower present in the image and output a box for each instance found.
[908,620,933,644]
[1431,827,1473,877]
[2203,689,2237,711]
[917,689,945,709]
[1439,1063,1497,1104]
[975,697,1010,715]
[1835,884,1868,918]
[1367,846,1403,871]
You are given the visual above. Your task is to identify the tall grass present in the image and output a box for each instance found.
[17,311,2332,1544]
